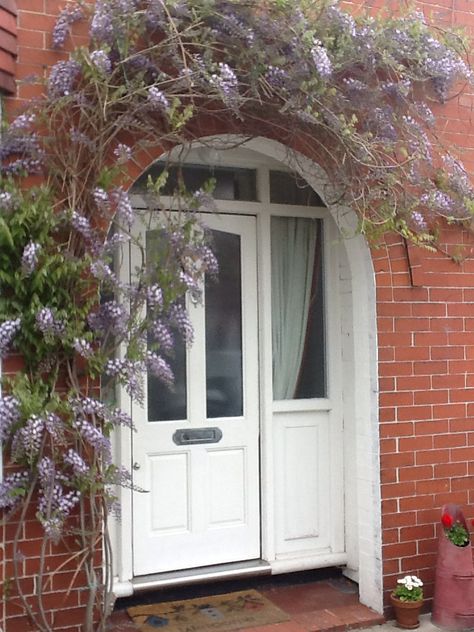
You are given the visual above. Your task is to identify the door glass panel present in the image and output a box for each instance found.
[146,230,187,421]
[271,217,326,400]
[205,229,243,418]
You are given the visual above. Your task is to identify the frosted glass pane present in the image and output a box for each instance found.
[205,230,243,418]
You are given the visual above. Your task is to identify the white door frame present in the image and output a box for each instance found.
[111,137,382,614]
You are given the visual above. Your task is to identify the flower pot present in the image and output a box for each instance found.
[390,595,423,629]
[432,504,474,630]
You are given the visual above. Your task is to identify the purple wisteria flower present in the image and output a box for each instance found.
[13,415,44,461]
[421,191,456,215]
[38,483,81,541]
[113,143,132,164]
[38,456,55,485]
[193,189,217,213]
[210,62,239,106]
[265,65,289,89]
[105,358,145,403]
[52,4,84,49]
[0,395,20,441]
[90,260,118,286]
[69,127,94,148]
[145,1,165,29]
[44,412,65,442]
[179,270,200,296]
[90,49,112,74]
[410,210,428,231]
[169,303,194,344]
[443,155,474,199]
[0,318,21,357]
[74,417,111,460]
[146,352,174,385]
[36,308,64,336]
[147,284,163,310]
[71,211,101,253]
[0,131,44,176]
[72,396,106,418]
[107,407,134,429]
[200,244,218,276]
[111,187,133,226]
[10,113,36,130]
[88,300,127,335]
[148,86,169,111]
[73,338,94,358]
[21,241,41,275]
[310,40,332,78]
[93,187,110,211]
[0,471,30,510]
[90,1,115,43]
[214,10,255,45]
[48,60,81,98]
[104,232,130,252]
[150,320,174,354]
[0,192,14,210]
[64,449,89,476]
[326,4,356,37]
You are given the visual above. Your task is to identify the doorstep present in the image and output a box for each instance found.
[106,576,385,632]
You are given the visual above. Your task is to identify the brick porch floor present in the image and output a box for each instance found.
[106,575,385,632]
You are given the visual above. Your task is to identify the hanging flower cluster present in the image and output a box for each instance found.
[0,1,473,630]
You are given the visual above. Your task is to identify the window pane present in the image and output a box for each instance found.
[205,229,243,418]
[134,164,257,201]
[146,230,187,422]
[271,217,325,400]
[270,171,325,207]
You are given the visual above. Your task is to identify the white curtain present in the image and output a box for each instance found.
[271,217,318,400]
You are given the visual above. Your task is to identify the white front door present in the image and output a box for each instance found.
[131,213,260,576]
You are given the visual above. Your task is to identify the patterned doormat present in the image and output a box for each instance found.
[128,589,290,631]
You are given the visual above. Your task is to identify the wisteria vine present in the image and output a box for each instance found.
[0,1,473,630]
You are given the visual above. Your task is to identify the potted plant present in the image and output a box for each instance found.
[441,511,470,547]
[432,504,474,630]
[390,575,424,629]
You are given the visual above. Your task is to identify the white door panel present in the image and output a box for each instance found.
[132,214,260,575]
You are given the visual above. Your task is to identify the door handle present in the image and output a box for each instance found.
[133,462,141,470]
[173,427,223,445]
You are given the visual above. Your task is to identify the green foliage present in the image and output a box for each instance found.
[392,575,424,602]
[0,180,95,376]
[446,521,470,547]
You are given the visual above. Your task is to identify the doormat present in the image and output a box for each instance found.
[127,589,290,631]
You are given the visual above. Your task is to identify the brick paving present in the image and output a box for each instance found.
[106,577,385,632]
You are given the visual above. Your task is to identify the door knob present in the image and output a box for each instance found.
[133,462,141,470]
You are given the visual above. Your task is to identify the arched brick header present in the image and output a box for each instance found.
[0,0,16,95]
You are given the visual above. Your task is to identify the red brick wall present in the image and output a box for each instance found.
[3,0,474,629]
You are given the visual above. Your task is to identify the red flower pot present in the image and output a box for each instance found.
[390,595,423,629]
[432,504,474,630]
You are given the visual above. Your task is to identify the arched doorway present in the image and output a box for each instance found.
[112,138,382,613]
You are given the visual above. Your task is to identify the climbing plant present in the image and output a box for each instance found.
[0,1,473,630]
